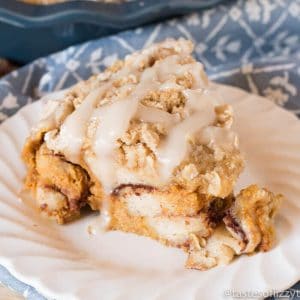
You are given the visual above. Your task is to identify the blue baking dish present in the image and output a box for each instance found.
[0,0,225,64]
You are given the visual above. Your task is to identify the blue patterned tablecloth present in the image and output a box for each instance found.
[0,0,300,299]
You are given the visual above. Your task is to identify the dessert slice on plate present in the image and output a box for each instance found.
[22,38,282,270]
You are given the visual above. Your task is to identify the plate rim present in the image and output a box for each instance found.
[1,83,300,300]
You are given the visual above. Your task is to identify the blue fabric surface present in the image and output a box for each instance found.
[0,0,300,299]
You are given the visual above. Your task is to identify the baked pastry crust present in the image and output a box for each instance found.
[22,38,282,269]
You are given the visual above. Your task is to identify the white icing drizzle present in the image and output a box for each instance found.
[136,104,178,127]
[154,55,207,89]
[88,198,111,234]
[45,86,108,164]
[87,97,138,192]
[86,62,164,192]
[159,80,182,91]
[44,45,238,227]
[157,93,216,180]
[183,89,213,111]
[199,126,239,150]
[33,88,70,134]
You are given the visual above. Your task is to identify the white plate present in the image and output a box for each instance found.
[0,83,300,300]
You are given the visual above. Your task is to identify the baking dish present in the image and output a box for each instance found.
[0,0,225,64]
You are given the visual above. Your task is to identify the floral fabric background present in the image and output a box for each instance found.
[0,0,300,299]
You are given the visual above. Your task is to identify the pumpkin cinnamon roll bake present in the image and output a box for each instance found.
[22,38,282,270]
